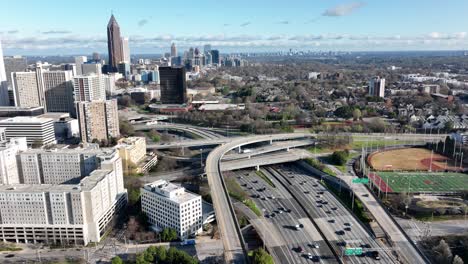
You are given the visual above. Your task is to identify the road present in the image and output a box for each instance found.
[205,133,312,264]
[228,169,339,264]
[221,149,313,171]
[222,139,315,161]
[267,165,398,264]
[328,156,429,264]
[135,122,225,140]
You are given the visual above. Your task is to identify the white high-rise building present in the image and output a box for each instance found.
[121,37,130,63]
[18,146,118,185]
[0,117,56,146]
[0,40,8,106]
[369,76,386,98]
[73,74,106,102]
[42,70,74,113]
[141,180,202,239]
[74,56,88,75]
[0,167,127,245]
[103,73,121,95]
[81,63,102,76]
[0,137,27,185]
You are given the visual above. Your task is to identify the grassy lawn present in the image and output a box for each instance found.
[351,139,416,149]
[256,170,276,188]
[0,243,21,252]
[243,199,262,216]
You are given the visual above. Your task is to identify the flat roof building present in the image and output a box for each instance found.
[0,117,56,146]
[76,100,119,143]
[141,180,202,239]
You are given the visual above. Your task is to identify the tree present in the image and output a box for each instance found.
[161,227,178,242]
[111,256,123,264]
[136,253,148,264]
[352,108,362,121]
[330,150,349,166]
[453,255,464,264]
[433,239,452,264]
[444,120,454,132]
[154,246,167,262]
[252,248,274,264]
[119,119,135,136]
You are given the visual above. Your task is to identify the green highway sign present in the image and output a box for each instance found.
[352,178,369,184]
[345,247,363,256]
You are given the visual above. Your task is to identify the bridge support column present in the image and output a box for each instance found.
[248,155,251,159]
[286,147,289,152]
[182,147,185,156]
[238,146,242,154]
[270,139,273,145]
[256,165,260,171]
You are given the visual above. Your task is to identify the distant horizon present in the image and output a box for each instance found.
[5,49,468,58]
[3,0,468,55]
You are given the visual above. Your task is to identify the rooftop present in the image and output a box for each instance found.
[0,116,53,124]
[143,180,200,204]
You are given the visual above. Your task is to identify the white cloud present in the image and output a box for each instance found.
[323,2,366,17]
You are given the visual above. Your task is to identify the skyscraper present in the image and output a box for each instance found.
[0,40,8,106]
[211,50,220,65]
[42,71,74,113]
[121,37,130,63]
[4,55,27,88]
[107,15,123,72]
[73,75,106,102]
[92,52,100,62]
[74,56,87,75]
[159,66,187,104]
[171,43,177,57]
[12,72,41,108]
[369,76,386,98]
[76,100,120,143]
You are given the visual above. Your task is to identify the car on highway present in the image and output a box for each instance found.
[362,193,369,197]
[335,230,345,235]
[328,219,335,223]
[294,224,304,230]
[344,222,353,227]
[304,190,310,194]
[331,207,338,210]
[252,180,258,183]
[295,246,304,253]
[308,243,319,249]
[337,241,347,247]
[5,254,14,258]
[361,243,371,248]
[369,251,381,260]
[305,253,319,262]
[241,183,247,187]
[325,210,331,214]
[322,201,328,205]
[317,204,323,208]
[344,227,352,231]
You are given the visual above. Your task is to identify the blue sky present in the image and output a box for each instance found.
[2,0,468,55]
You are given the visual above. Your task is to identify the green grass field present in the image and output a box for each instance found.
[370,171,468,193]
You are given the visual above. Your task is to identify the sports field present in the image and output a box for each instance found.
[369,171,468,193]
[368,148,458,171]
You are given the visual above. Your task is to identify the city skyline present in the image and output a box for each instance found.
[2,0,468,55]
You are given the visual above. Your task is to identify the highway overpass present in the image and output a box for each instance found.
[205,133,313,264]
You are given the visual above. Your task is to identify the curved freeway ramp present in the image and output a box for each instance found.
[205,133,312,264]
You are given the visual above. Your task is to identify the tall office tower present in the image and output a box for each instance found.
[42,71,74,113]
[103,73,121,95]
[92,52,100,62]
[369,76,386,98]
[74,56,88,75]
[188,47,194,60]
[0,137,27,185]
[76,99,120,143]
[210,50,220,65]
[4,55,28,88]
[205,52,212,65]
[117,62,130,78]
[107,15,123,72]
[150,66,160,84]
[0,40,8,106]
[204,44,212,53]
[171,43,177,57]
[159,66,187,104]
[81,62,102,75]
[121,37,130,63]
[11,72,41,107]
[73,75,106,102]
[18,147,118,185]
